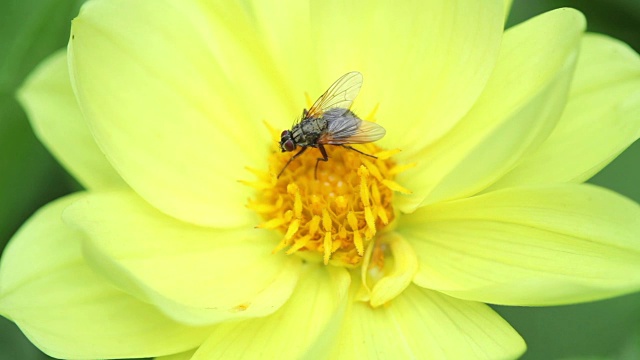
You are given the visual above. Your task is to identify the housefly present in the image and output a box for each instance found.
[278,71,386,178]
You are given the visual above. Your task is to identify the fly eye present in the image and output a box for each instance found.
[281,130,290,138]
[284,139,295,152]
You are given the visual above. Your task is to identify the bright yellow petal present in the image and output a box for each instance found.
[307,0,504,154]
[63,190,301,326]
[192,266,350,360]
[244,0,318,120]
[402,184,640,306]
[504,0,514,21]
[368,232,418,308]
[332,284,525,359]
[0,195,212,359]
[397,8,586,212]
[69,0,289,227]
[488,33,640,189]
[156,349,197,360]
[17,50,126,190]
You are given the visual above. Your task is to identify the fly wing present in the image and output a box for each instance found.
[321,113,386,145]
[305,72,363,119]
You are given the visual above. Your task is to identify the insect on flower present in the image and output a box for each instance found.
[278,71,386,179]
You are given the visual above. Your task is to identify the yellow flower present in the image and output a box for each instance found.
[2,0,640,359]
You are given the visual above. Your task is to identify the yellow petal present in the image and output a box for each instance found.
[332,284,525,359]
[504,0,514,22]
[155,349,197,360]
[244,0,318,119]
[63,190,301,325]
[488,33,640,189]
[17,50,126,190]
[192,266,350,360]
[69,0,288,227]
[368,232,418,307]
[308,0,504,154]
[397,8,586,212]
[0,195,212,359]
[402,184,640,306]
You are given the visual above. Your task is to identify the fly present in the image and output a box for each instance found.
[278,71,386,179]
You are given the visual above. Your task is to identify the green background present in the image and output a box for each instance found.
[0,0,639,359]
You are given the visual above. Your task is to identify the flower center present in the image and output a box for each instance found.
[246,133,410,267]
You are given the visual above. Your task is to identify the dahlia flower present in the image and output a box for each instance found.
[2,0,640,359]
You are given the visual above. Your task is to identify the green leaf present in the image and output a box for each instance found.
[493,292,640,360]
[0,317,53,360]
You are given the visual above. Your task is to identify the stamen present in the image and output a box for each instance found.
[347,212,364,255]
[247,135,406,266]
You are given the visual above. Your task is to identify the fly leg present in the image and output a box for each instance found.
[315,144,329,179]
[278,147,307,178]
[341,145,377,159]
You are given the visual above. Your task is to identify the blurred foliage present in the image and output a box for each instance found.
[0,0,84,247]
[508,0,640,52]
[0,0,638,359]
[0,1,84,359]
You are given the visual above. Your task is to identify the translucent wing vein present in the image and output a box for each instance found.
[306,72,363,118]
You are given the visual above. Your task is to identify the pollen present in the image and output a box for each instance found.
[245,137,411,267]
